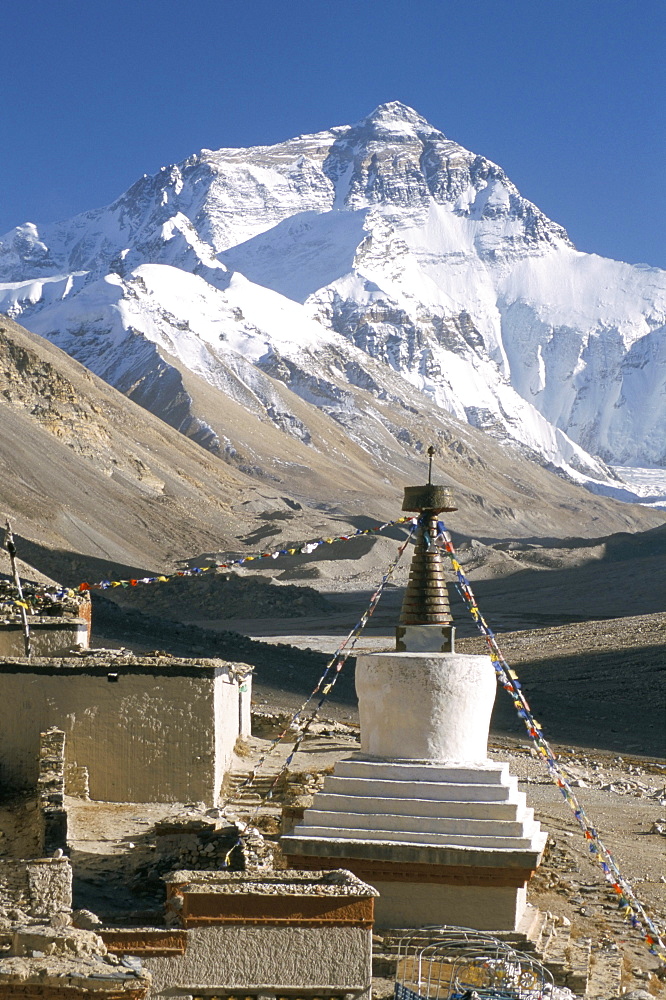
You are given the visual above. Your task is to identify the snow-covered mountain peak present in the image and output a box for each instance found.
[1,104,664,488]
[352,100,446,139]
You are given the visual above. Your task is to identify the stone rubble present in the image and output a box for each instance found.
[165,868,379,897]
[0,579,90,622]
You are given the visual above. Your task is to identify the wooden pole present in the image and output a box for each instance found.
[4,520,31,658]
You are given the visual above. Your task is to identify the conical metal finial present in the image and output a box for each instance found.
[396,448,457,653]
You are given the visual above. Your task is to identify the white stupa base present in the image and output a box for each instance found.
[282,756,546,931]
[356,653,497,762]
[283,755,546,856]
[371,882,527,931]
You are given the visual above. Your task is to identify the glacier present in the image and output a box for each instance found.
[1,101,664,500]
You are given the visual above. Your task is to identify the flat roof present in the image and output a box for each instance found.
[165,868,379,897]
[0,955,149,991]
[0,654,252,677]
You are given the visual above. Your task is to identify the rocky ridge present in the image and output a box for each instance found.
[2,312,662,589]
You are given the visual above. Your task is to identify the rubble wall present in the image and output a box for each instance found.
[37,729,67,856]
[143,925,371,998]
[0,660,239,803]
[0,858,72,920]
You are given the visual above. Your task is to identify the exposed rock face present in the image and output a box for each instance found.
[3,311,662,594]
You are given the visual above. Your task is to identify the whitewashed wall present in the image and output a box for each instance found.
[0,619,88,658]
[0,659,250,803]
[143,925,371,999]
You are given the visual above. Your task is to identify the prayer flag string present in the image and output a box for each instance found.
[435,519,666,963]
[0,517,412,611]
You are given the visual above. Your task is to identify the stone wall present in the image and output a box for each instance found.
[36,728,67,857]
[0,858,72,921]
[63,763,89,799]
[154,816,245,875]
[0,941,150,998]
[0,657,252,803]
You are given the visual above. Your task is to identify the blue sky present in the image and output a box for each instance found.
[3,1,664,267]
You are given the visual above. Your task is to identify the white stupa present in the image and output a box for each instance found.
[282,470,547,930]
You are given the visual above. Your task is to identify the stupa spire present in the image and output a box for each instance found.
[396,447,458,653]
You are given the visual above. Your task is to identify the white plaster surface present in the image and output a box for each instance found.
[314,791,527,819]
[283,753,546,934]
[240,676,252,737]
[372,881,527,931]
[0,619,88,657]
[143,925,371,998]
[291,825,538,849]
[0,662,245,802]
[355,652,496,762]
[286,756,545,854]
[285,649,547,934]
[214,672,240,806]
[335,759,511,783]
[321,775,514,800]
[305,807,534,839]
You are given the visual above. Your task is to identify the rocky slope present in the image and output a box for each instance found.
[0,314,663,589]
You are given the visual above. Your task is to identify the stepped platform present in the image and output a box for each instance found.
[282,756,547,930]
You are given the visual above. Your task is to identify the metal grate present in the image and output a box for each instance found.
[394,925,554,1000]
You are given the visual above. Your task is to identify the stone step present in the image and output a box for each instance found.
[225,786,267,799]
[335,758,511,784]
[313,791,528,820]
[371,953,398,978]
[540,924,593,992]
[322,775,520,802]
[565,936,592,995]
[585,944,623,997]
[540,921,570,974]
[304,807,538,839]
[225,772,286,803]
[289,823,542,850]
[378,928,462,951]
[492,905,556,954]
[227,771,283,787]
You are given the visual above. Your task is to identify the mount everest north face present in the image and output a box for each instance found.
[0,102,664,500]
